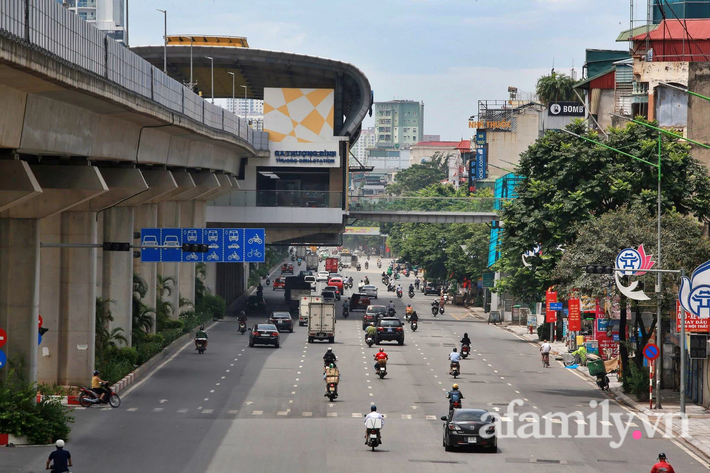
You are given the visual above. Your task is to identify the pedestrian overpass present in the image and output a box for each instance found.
[347,196,505,223]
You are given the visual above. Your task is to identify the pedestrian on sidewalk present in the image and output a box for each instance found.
[650,452,675,473]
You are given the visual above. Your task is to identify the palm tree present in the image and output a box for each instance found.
[156,274,176,299]
[536,72,577,105]
[95,298,128,361]
[132,302,156,341]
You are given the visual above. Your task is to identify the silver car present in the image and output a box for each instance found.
[362,285,378,299]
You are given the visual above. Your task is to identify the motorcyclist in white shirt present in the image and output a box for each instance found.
[449,347,462,375]
[364,405,384,444]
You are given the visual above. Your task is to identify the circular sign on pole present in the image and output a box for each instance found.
[38,315,43,328]
[0,328,6,348]
[644,343,660,361]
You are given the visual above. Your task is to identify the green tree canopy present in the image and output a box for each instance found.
[536,72,578,105]
[386,152,450,196]
[496,119,710,302]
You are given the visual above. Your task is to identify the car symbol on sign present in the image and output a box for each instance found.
[142,235,158,246]
[164,235,180,247]
[228,243,240,250]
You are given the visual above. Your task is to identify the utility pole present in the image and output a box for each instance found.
[157,9,167,73]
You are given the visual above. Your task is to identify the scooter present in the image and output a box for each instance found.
[397,290,403,299]
[408,290,415,298]
[239,321,247,335]
[596,373,610,391]
[410,321,418,332]
[196,337,208,354]
[387,308,396,318]
[450,361,460,379]
[365,416,383,451]
[405,311,411,321]
[461,344,470,359]
[431,305,438,317]
[325,382,338,401]
[377,261,382,269]
[78,382,121,408]
[376,363,387,379]
[448,395,462,416]
[265,277,271,286]
[387,284,396,293]
[357,265,362,272]
[366,335,375,347]
[439,305,445,315]
[343,307,349,318]
[365,262,369,270]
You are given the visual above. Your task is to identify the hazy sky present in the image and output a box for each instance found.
[130,0,634,139]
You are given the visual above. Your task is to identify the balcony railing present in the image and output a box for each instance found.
[348,195,507,213]
[210,190,343,209]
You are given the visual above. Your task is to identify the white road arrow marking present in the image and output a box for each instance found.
[245,401,254,405]
[159,399,168,403]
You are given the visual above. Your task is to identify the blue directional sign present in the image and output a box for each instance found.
[0,350,6,369]
[244,229,266,263]
[549,302,563,311]
[141,228,265,263]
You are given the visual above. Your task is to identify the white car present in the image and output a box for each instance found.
[362,285,378,299]
[304,275,317,290]
[317,271,330,282]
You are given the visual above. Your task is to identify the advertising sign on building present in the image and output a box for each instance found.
[263,88,343,168]
[676,301,710,333]
[568,298,581,331]
[548,102,586,117]
[475,130,486,146]
[475,147,487,180]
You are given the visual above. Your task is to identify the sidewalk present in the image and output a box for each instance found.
[501,322,710,462]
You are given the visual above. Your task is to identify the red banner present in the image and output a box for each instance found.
[546,290,557,323]
[676,301,710,333]
[568,298,581,331]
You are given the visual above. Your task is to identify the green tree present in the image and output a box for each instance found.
[535,72,578,105]
[132,273,154,341]
[386,152,450,196]
[496,120,710,302]
[95,297,128,362]
[155,274,176,330]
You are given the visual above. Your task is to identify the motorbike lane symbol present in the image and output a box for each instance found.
[248,234,263,245]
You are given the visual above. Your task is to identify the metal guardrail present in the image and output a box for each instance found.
[210,190,343,209]
[348,196,508,213]
[0,0,269,151]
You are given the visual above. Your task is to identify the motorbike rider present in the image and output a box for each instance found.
[460,332,472,350]
[540,339,552,366]
[365,322,377,339]
[194,325,208,350]
[449,347,461,375]
[387,300,396,315]
[364,405,385,444]
[439,294,445,306]
[323,347,337,368]
[415,278,420,289]
[91,370,110,404]
[396,283,402,295]
[238,311,248,323]
[46,439,72,473]
[256,282,264,295]
[410,310,419,325]
[405,304,414,316]
[373,347,388,371]
[324,363,340,397]
[408,283,415,293]
[650,453,675,473]
[343,298,350,312]
[364,276,370,285]
[348,276,354,287]
[358,280,365,292]
[357,263,362,271]
[447,383,464,409]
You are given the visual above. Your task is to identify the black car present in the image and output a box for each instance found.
[269,311,294,333]
[323,285,341,301]
[441,409,497,452]
[424,284,441,295]
[246,295,266,313]
[249,324,280,348]
[375,317,404,345]
[362,305,387,330]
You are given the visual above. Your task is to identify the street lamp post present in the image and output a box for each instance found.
[156,9,167,73]
[227,72,236,113]
[205,56,214,104]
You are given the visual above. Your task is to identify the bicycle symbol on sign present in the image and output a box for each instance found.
[247,249,262,258]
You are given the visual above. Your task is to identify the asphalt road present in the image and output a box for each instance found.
[2,259,708,472]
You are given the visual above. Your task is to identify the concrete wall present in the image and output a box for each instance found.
[487,112,541,179]
[687,62,710,171]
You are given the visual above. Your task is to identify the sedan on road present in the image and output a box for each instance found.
[327,277,344,294]
[375,317,404,345]
[424,283,441,295]
[249,324,280,348]
[442,408,497,452]
[323,285,341,301]
[269,312,294,333]
[317,271,330,282]
[361,285,378,299]
[304,275,317,290]
[362,305,387,330]
[272,277,285,290]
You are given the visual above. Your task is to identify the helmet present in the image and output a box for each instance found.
[452,383,459,390]
[55,439,65,448]
[658,453,667,460]
[379,348,384,352]
[463,332,469,337]
[327,347,332,352]
[240,311,246,315]
[93,370,100,375]
[329,363,335,368]
[371,405,377,411]
[453,348,458,352]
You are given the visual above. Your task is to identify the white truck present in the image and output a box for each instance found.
[307,301,336,343]
[340,254,352,268]
[306,253,319,272]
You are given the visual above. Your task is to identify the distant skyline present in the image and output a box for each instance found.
[129,0,634,139]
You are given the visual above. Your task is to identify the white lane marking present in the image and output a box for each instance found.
[297,372,301,375]
[226,370,230,373]
[524,417,537,423]
[295,378,299,381]
[626,421,638,427]
[221,376,226,379]
[500,377,505,380]
[291,391,296,395]
[230,364,234,367]
[294,384,298,387]
[153,408,164,412]
[277,411,288,416]
[524,398,529,401]
[327,412,337,417]
[244,401,254,405]
[488,364,492,367]
[401,414,412,419]
[302,412,312,416]
[494,370,498,373]
[369,393,373,397]
[482,359,486,362]
[438,382,442,384]
[426,415,437,420]
[353,413,362,417]
[177,408,188,413]
[127,407,138,412]
[227,410,238,414]
[533,406,539,410]
[252,411,263,415]
[216,383,220,386]
[507,383,512,386]
[299,366,302,368]
[204,398,209,401]
[368,386,372,389]
[234,358,238,361]
[434,375,438,378]
[202,409,213,414]
[328,404,334,407]
[210,390,215,393]
[515,390,520,394]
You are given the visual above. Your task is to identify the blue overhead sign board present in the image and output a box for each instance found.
[140,228,265,263]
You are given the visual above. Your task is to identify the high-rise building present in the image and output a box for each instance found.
[653,0,710,23]
[226,99,264,130]
[374,100,424,150]
[57,0,126,44]
[350,127,376,164]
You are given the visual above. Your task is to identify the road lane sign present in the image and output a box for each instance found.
[181,228,205,263]
[141,229,161,262]
[643,343,660,361]
[549,302,563,311]
[161,229,182,262]
[244,229,266,263]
